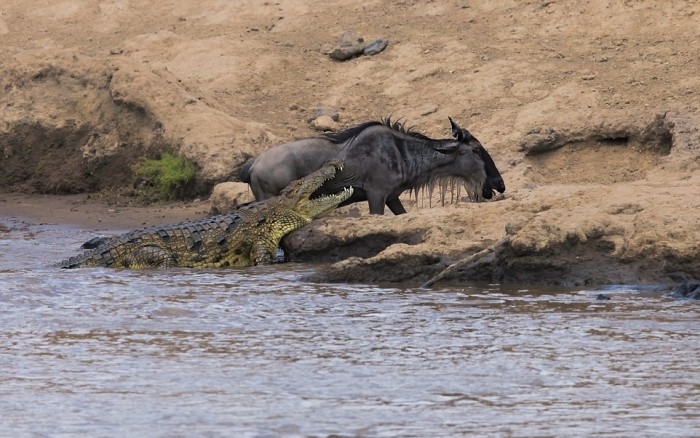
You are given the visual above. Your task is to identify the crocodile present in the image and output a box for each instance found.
[58,160,352,269]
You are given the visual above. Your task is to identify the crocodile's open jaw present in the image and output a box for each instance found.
[305,186,353,218]
[280,160,353,220]
[283,160,353,219]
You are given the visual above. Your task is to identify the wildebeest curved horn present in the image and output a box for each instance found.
[448,116,474,142]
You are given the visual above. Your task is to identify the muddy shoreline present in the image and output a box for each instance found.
[0,193,210,230]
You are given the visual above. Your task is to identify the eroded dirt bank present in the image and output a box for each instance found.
[1,1,698,286]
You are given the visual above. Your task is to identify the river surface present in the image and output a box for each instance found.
[1,215,698,437]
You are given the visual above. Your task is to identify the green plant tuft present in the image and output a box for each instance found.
[132,152,197,200]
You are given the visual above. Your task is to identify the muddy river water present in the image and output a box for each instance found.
[1,216,698,437]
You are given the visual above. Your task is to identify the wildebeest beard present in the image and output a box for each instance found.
[410,174,488,208]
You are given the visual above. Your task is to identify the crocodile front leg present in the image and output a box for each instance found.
[251,241,276,265]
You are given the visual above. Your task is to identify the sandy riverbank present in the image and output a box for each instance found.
[1,1,698,286]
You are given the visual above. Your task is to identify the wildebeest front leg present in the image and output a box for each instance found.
[367,192,388,215]
[386,196,407,215]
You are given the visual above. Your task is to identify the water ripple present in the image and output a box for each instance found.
[0,217,699,436]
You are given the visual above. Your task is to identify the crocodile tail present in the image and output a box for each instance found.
[238,158,255,183]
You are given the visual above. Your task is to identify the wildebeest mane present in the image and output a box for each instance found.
[322,120,383,145]
[380,116,432,141]
[322,116,432,145]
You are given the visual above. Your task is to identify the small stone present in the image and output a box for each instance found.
[311,115,339,132]
[313,106,340,122]
[419,104,438,116]
[209,182,254,215]
[363,38,389,56]
[329,31,365,61]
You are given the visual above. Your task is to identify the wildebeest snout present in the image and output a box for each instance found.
[482,176,506,199]
[492,176,506,193]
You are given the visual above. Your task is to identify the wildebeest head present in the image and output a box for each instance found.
[445,117,506,200]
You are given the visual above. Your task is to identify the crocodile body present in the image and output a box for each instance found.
[59,160,352,269]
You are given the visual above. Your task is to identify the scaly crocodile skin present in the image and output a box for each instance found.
[58,160,352,268]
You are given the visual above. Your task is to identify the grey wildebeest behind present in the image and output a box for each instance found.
[239,117,505,215]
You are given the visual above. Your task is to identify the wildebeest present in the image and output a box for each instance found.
[240,117,505,215]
